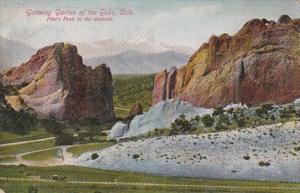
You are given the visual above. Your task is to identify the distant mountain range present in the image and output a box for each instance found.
[75,39,194,58]
[84,50,190,74]
[0,37,191,74]
[0,37,35,71]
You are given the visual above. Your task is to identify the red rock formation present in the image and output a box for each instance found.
[2,44,56,86]
[153,70,167,103]
[152,67,177,104]
[1,42,115,122]
[166,66,177,99]
[153,15,300,107]
[128,101,143,119]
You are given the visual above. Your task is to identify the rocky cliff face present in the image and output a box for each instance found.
[153,15,300,108]
[1,42,115,121]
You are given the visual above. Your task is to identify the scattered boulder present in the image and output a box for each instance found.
[91,153,99,160]
[108,122,129,140]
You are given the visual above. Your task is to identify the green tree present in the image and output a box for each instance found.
[201,114,215,127]
[215,121,228,131]
[279,106,295,118]
[55,133,74,145]
[218,114,230,125]
[190,115,201,128]
[226,108,234,114]
[170,114,192,135]
[255,103,273,118]
[212,107,224,116]
[236,118,246,127]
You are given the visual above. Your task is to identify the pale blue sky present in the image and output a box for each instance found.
[1,0,299,51]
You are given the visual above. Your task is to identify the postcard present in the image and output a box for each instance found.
[0,0,300,193]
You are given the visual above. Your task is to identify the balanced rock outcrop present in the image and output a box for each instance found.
[1,42,115,121]
[153,15,300,108]
[127,101,143,119]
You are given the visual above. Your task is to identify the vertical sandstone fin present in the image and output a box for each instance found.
[152,70,168,105]
[152,67,178,105]
[166,66,177,99]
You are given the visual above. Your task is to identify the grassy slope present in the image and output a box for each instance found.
[0,155,16,163]
[22,148,59,161]
[113,74,155,118]
[67,142,114,157]
[5,142,114,161]
[0,165,299,193]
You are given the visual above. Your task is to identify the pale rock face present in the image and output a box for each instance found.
[109,100,212,139]
[108,122,129,140]
[223,103,248,110]
[294,98,300,112]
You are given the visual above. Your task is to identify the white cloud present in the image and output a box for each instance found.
[1,0,298,54]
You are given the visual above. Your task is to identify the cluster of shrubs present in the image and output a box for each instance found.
[169,102,299,136]
[170,107,232,135]
[258,161,271,167]
[55,130,106,146]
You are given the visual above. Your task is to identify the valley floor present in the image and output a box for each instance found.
[1,165,300,193]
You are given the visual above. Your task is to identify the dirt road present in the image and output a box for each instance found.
[0,137,55,147]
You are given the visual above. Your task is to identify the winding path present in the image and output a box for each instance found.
[0,137,55,147]
[0,145,73,166]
